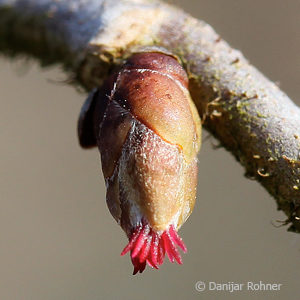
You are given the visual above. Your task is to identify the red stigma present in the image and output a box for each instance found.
[120,221,187,275]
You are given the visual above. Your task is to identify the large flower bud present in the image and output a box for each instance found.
[78,52,201,274]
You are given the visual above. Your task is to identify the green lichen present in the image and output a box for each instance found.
[256,112,268,118]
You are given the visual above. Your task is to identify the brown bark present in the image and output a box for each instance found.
[0,0,299,231]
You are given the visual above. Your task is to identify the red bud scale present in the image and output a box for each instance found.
[78,51,201,274]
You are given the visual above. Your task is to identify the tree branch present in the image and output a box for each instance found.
[1,0,299,231]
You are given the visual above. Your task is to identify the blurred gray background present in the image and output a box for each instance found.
[0,0,299,299]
